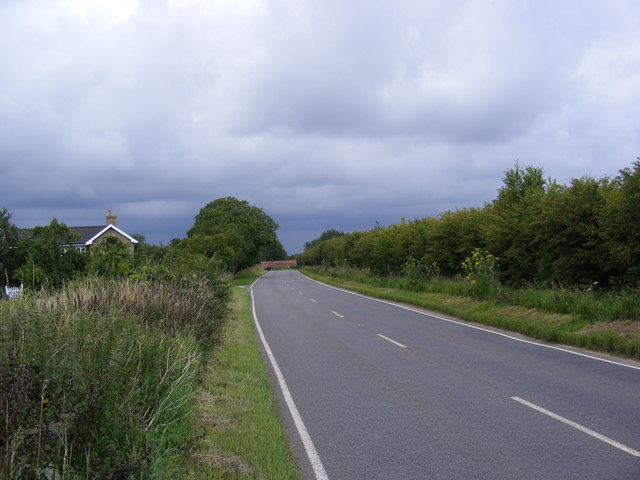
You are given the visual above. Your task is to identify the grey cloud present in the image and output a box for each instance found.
[1,0,639,254]
[230,1,603,144]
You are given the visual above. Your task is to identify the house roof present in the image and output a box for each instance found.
[19,224,139,246]
[69,224,139,246]
[68,226,105,244]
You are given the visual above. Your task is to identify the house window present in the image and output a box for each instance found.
[76,246,87,253]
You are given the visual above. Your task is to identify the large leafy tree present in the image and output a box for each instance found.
[182,197,280,272]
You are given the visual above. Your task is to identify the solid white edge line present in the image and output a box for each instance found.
[297,272,640,371]
[250,277,330,480]
[511,396,640,457]
[377,334,407,349]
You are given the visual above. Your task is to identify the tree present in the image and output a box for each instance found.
[486,164,548,284]
[257,239,288,262]
[304,229,346,251]
[601,160,640,284]
[495,163,546,205]
[13,219,86,288]
[535,177,610,285]
[424,208,487,277]
[87,237,133,278]
[131,233,147,244]
[183,197,280,272]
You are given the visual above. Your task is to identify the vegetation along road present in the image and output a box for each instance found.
[251,270,640,480]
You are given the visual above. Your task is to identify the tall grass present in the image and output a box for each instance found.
[504,285,640,322]
[304,265,640,323]
[48,276,228,345]
[0,275,229,479]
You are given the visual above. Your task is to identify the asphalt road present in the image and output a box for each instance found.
[250,270,640,480]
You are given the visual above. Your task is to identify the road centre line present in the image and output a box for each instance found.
[511,396,640,457]
[377,334,408,349]
[299,272,640,371]
[251,278,330,480]
[331,311,344,318]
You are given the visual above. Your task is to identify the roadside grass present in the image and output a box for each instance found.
[183,287,301,480]
[1,270,299,479]
[0,276,229,479]
[300,266,640,360]
[231,266,266,287]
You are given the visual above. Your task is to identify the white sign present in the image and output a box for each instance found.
[3,284,23,300]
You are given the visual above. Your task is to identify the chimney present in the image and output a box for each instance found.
[106,209,117,226]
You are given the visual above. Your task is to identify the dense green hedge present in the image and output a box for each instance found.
[298,161,640,288]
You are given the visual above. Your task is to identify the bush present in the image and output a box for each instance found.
[400,258,425,290]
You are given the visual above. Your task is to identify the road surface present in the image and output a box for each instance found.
[250,270,640,480]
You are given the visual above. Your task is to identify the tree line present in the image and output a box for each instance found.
[1,196,287,290]
[297,161,640,288]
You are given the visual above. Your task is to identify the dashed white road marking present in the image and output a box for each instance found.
[511,396,640,457]
[331,311,344,318]
[377,334,407,349]
[310,298,318,303]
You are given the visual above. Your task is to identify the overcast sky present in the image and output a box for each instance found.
[1,0,639,254]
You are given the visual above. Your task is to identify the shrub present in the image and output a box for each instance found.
[401,258,425,290]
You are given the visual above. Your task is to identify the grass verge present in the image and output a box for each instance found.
[183,287,301,479]
[301,267,640,360]
[230,266,266,287]
[1,276,229,479]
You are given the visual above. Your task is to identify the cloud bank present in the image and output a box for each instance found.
[1,0,639,253]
